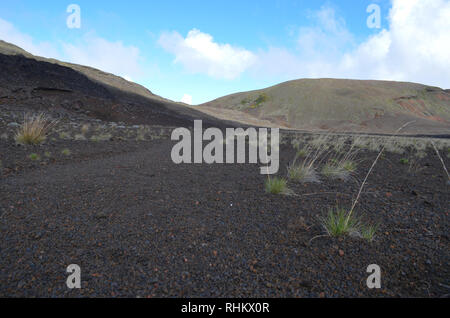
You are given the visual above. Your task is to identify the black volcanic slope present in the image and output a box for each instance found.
[0,53,229,128]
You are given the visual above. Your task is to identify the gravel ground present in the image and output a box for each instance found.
[0,127,449,298]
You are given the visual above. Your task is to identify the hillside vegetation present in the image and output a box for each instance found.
[199,79,450,134]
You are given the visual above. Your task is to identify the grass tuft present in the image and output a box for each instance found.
[321,163,349,180]
[360,224,378,242]
[265,177,289,195]
[29,153,41,161]
[287,163,318,183]
[15,113,56,145]
[61,148,71,156]
[322,208,360,237]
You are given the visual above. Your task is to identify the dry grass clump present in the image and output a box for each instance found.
[15,113,57,145]
[90,134,112,142]
[287,140,328,183]
[81,124,90,135]
[136,126,148,141]
[287,162,319,183]
[321,163,348,180]
[321,137,360,180]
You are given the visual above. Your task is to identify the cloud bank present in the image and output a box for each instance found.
[62,34,143,79]
[254,0,450,88]
[158,0,450,88]
[158,29,256,80]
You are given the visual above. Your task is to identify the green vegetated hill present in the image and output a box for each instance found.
[199,78,450,135]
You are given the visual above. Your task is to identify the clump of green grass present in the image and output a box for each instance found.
[342,160,357,172]
[265,177,289,195]
[360,224,378,242]
[250,94,269,108]
[321,208,378,242]
[399,158,409,165]
[29,153,41,161]
[296,148,307,158]
[321,208,360,237]
[59,132,71,140]
[15,113,56,145]
[320,122,416,242]
[61,148,71,156]
[44,151,52,158]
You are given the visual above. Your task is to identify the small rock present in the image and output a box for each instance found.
[339,250,345,256]
[7,122,19,127]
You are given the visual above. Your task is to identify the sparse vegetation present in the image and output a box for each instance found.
[250,93,269,109]
[360,223,378,242]
[81,124,90,135]
[322,208,360,237]
[342,160,357,173]
[59,132,71,140]
[287,163,318,183]
[400,158,409,165]
[321,163,348,180]
[15,113,56,145]
[265,177,289,195]
[90,134,112,142]
[61,148,71,156]
[74,134,87,141]
[29,153,40,161]
[321,208,378,242]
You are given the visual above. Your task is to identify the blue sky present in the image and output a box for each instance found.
[1,0,449,104]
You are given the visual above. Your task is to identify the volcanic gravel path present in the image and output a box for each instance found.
[0,138,449,297]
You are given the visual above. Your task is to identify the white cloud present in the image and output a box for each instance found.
[338,0,450,87]
[0,18,60,58]
[253,0,450,88]
[180,94,193,105]
[158,29,256,80]
[0,18,144,80]
[297,5,355,59]
[62,33,143,79]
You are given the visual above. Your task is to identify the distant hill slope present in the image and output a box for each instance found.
[0,40,167,102]
[2,40,449,135]
[198,78,450,135]
[0,40,231,128]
